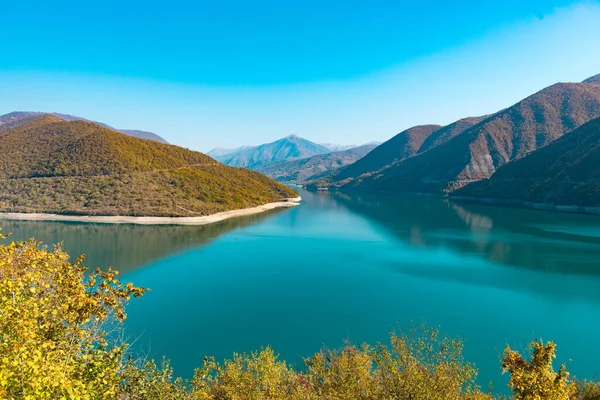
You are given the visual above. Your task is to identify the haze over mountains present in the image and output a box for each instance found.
[307,74,600,210]
[258,144,378,184]
[211,135,381,183]
[0,116,296,217]
[0,112,169,144]
[211,135,330,169]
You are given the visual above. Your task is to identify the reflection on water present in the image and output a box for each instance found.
[332,191,600,277]
[0,208,286,274]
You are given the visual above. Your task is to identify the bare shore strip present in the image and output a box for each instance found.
[0,197,302,226]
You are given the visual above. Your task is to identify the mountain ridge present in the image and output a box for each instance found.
[313,77,600,194]
[214,135,331,170]
[258,144,378,183]
[0,111,169,144]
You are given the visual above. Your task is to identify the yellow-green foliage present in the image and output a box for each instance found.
[502,340,577,400]
[0,117,298,217]
[0,229,145,399]
[577,381,600,400]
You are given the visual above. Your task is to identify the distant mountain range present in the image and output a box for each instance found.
[258,144,378,184]
[0,111,169,143]
[307,74,600,208]
[319,143,357,152]
[0,116,296,217]
[211,135,332,170]
[454,116,600,210]
[210,136,380,183]
[207,146,254,158]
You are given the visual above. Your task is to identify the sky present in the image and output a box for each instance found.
[1,0,600,151]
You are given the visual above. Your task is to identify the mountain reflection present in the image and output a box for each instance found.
[327,191,600,277]
[0,208,286,275]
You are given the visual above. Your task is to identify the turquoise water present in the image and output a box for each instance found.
[2,189,600,393]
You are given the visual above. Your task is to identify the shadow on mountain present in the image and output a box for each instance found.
[0,208,286,275]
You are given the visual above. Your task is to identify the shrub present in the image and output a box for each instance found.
[0,229,145,399]
[502,340,577,400]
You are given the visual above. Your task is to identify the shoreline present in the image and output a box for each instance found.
[0,197,302,226]
[451,195,600,216]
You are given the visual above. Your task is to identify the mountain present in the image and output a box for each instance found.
[320,143,357,152]
[0,116,296,217]
[113,129,167,143]
[214,135,331,170]
[583,73,600,84]
[0,111,169,143]
[454,117,600,209]
[258,144,378,184]
[306,124,443,189]
[207,146,255,158]
[315,75,600,193]
[418,116,488,153]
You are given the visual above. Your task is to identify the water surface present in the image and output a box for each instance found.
[2,190,599,393]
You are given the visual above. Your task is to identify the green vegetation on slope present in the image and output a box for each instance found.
[0,117,297,216]
[1,230,598,399]
[454,116,600,208]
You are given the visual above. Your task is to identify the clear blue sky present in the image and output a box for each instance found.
[1,0,600,151]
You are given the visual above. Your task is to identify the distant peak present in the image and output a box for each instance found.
[583,74,600,84]
[34,115,65,124]
[286,134,299,139]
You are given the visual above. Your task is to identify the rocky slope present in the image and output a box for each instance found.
[454,116,600,208]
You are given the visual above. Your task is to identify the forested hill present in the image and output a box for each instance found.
[0,116,297,217]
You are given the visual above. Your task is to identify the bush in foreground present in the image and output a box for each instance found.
[0,230,597,399]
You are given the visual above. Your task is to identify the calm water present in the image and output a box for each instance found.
[2,189,600,393]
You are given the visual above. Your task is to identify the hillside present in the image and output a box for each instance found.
[584,73,600,84]
[337,76,600,194]
[0,116,297,217]
[454,117,600,208]
[215,135,331,169]
[418,116,488,153]
[0,111,169,143]
[258,143,377,183]
[312,125,442,188]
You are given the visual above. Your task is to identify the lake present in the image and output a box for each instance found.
[2,189,600,394]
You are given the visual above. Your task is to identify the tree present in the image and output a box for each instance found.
[502,340,577,400]
[0,229,145,399]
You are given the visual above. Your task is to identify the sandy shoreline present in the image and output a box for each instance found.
[0,197,302,226]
